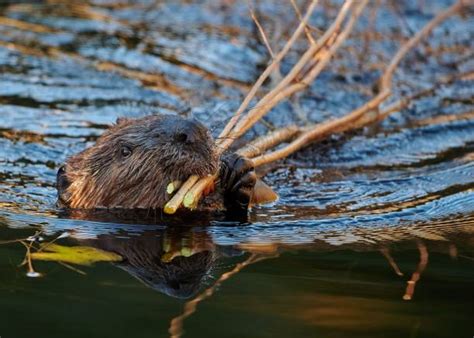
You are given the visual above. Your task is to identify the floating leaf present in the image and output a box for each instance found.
[31,244,122,266]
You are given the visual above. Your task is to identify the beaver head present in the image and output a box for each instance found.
[57,114,218,209]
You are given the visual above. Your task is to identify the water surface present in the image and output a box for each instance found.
[0,1,473,337]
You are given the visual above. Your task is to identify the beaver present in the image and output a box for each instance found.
[56,114,257,213]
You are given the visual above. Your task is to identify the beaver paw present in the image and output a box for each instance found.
[220,153,257,211]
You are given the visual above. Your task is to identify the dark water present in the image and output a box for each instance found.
[0,1,473,337]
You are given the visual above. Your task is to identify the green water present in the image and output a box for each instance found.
[1,223,473,338]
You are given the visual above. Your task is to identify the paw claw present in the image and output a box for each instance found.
[220,153,257,210]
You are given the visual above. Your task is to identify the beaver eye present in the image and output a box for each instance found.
[120,146,132,158]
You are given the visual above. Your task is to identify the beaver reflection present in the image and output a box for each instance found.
[84,229,237,299]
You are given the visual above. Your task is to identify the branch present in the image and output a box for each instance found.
[164,175,199,214]
[251,0,465,166]
[237,125,300,158]
[165,0,467,213]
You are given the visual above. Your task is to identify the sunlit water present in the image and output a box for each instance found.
[0,1,473,337]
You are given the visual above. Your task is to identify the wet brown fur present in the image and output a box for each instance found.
[59,115,219,209]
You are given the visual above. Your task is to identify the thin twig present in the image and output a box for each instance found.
[248,1,275,58]
[290,0,317,44]
[19,240,41,277]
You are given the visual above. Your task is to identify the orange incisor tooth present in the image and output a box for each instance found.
[202,181,215,196]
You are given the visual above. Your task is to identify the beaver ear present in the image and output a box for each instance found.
[56,165,71,207]
[115,117,130,125]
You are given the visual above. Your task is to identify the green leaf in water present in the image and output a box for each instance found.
[31,244,122,266]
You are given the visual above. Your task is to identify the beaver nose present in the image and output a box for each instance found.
[175,120,204,145]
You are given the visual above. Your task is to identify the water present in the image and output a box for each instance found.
[0,1,473,337]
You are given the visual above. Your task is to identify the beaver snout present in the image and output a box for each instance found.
[170,118,219,177]
[174,120,207,145]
